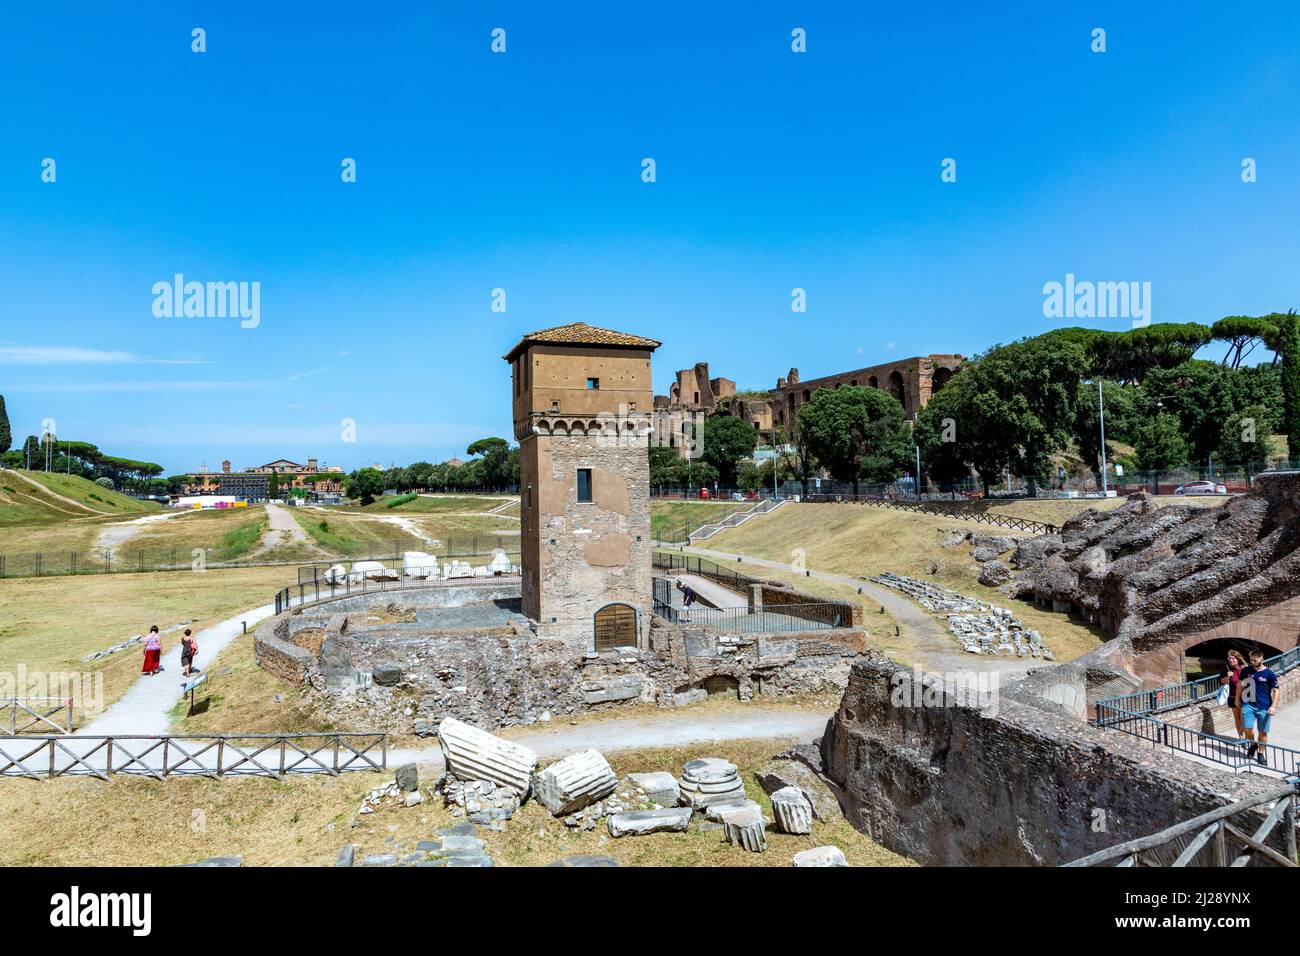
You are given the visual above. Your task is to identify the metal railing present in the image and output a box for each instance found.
[1094,704,1300,777]
[1064,782,1298,867]
[1096,646,1300,719]
[651,550,761,592]
[275,571,521,615]
[1,697,74,735]
[652,596,846,633]
[0,732,387,780]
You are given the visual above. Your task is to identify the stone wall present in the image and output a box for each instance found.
[254,583,867,734]
[820,657,1286,866]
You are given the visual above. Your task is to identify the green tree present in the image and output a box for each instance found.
[914,383,974,493]
[466,437,515,490]
[1274,311,1300,457]
[648,446,680,487]
[268,473,281,499]
[700,414,758,486]
[1137,362,1235,466]
[1132,413,1189,471]
[796,386,910,495]
[0,394,10,455]
[1217,405,1274,473]
[1213,315,1280,369]
[22,435,39,468]
[345,467,384,505]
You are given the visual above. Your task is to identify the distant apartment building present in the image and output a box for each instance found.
[181,455,345,497]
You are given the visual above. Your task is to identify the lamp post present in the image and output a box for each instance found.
[1098,380,1108,496]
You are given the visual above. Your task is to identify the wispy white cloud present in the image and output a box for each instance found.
[286,365,332,382]
[5,380,271,393]
[0,344,209,366]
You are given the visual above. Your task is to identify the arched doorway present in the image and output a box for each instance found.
[931,367,954,393]
[594,603,638,651]
[1182,637,1286,679]
[888,370,907,411]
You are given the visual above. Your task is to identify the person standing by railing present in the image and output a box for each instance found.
[1219,649,1246,739]
[1240,648,1279,766]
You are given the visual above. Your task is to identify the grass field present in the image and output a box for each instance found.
[292,507,520,559]
[0,735,909,867]
[0,470,158,526]
[0,565,296,718]
[651,500,751,540]
[701,501,1114,662]
[355,494,515,515]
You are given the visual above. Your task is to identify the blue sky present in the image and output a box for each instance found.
[1,1,1298,474]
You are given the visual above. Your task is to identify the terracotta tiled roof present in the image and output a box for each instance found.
[504,322,661,360]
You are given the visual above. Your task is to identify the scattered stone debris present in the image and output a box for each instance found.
[82,620,196,662]
[679,758,747,809]
[722,805,767,852]
[607,807,693,837]
[770,787,813,835]
[437,716,538,795]
[336,845,356,867]
[872,572,1052,658]
[533,748,618,816]
[628,771,680,807]
[395,763,419,792]
[547,855,620,867]
[792,846,849,867]
[179,855,242,867]
[755,755,840,822]
[442,778,520,820]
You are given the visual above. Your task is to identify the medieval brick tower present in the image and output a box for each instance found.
[505,322,661,653]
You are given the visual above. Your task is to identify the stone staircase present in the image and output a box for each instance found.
[689,498,787,541]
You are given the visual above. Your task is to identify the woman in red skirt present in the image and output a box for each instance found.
[141,625,163,675]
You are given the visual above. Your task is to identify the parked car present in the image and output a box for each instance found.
[698,487,711,499]
[1174,481,1227,496]
[730,492,745,501]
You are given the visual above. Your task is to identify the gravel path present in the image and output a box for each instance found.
[685,546,1043,680]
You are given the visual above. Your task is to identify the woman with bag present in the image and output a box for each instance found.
[1218,649,1245,739]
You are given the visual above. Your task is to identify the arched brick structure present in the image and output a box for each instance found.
[1132,593,1300,684]
[768,354,964,426]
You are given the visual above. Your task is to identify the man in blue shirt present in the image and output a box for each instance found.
[1239,649,1279,766]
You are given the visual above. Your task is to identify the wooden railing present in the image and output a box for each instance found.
[0,732,387,780]
[1064,783,1299,867]
[1,697,74,735]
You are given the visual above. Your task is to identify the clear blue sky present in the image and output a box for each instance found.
[1,1,1298,474]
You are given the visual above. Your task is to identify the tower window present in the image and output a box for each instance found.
[577,468,592,502]
[587,377,600,390]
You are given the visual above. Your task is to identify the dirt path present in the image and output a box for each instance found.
[687,546,1043,680]
[93,510,190,558]
[246,503,329,559]
[6,470,109,515]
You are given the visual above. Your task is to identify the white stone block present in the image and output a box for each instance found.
[437,717,538,797]
[533,749,618,816]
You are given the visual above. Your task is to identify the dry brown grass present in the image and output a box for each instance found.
[0,565,295,716]
[0,736,909,867]
[703,502,1107,662]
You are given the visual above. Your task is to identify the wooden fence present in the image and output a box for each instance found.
[1064,783,1298,867]
[0,732,387,780]
[1,698,74,735]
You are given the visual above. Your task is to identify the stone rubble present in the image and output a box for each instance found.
[606,807,693,837]
[770,786,814,835]
[532,748,618,816]
[678,758,748,809]
[437,716,538,796]
[792,846,849,867]
[721,805,767,852]
[872,572,1053,659]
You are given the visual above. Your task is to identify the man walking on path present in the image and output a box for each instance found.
[180,629,200,679]
[141,626,163,676]
[1240,648,1279,766]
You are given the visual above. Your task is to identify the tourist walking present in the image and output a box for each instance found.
[180,629,200,678]
[675,579,697,622]
[141,626,163,676]
[1239,648,1279,766]
[1219,649,1246,739]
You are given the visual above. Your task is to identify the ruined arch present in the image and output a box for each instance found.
[888,370,906,410]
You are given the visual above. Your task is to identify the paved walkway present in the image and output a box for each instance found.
[79,603,278,736]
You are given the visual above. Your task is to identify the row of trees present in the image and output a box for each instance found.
[344,437,521,505]
[913,316,1296,493]
[648,315,1297,498]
